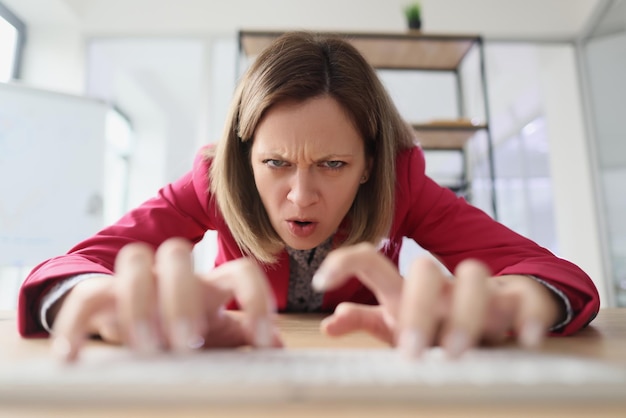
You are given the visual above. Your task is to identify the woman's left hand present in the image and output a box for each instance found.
[312,243,565,358]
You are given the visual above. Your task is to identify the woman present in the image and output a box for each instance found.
[18,32,599,362]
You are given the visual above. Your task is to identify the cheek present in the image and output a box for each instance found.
[323,177,361,209]
[252,169,269,199]
[253,170,283,209]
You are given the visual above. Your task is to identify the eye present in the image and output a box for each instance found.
[263,159,289,168]
[321,160,346,170]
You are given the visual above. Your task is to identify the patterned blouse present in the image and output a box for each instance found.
[284,236,333,312]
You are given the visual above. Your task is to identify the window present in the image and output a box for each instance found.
[0,2,26,82]
[104,107,134,225]
[580,0,626,306]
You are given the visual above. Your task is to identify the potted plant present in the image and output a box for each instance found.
[404,2,422,30]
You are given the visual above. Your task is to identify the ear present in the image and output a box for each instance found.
[360,157,373,184]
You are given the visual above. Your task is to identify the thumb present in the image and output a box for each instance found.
[320,303,394,345]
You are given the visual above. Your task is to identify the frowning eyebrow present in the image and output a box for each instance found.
[255,151,356,161]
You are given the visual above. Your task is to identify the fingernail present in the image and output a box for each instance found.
[520,320,544,348]
[311,269,328,291]
[133,321,160,354]
[172,319,203,352]
[444,330,469,358]
[254,317,273,348]
[398,329,424,360]
[52,336,72,362]
[188,334,205,350]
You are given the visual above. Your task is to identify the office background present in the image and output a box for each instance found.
[0,0,624,309]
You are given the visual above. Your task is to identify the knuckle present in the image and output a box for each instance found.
[334,302,354,317]
[116,242,153,266]
[408,256,439,276]
[411,256,437,269]
[455,258,491,280]
[72,277,111,303]
[156,237,193,259]
[352,242,379,266]
[354,242,377,254]
[232,257,265,280]
[66,280,114,320]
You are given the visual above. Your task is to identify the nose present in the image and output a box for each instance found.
[287,169,319,208]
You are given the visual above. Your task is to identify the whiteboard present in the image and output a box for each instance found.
[0,82,108,266]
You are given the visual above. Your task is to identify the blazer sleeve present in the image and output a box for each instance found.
[17,148,217,337]
[395,146,600,336]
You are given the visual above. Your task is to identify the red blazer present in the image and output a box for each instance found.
[18,146,599,337]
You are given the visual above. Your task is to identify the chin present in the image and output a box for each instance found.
[285,241,317,250]
[281,235,322,251]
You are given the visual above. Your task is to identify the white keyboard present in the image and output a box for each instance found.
[2,347,625,404]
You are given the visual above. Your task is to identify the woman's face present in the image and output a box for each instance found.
[250,95,370,250]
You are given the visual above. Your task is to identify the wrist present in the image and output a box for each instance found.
[526,275,572,332]
[39,273,111,334]
[492,274,569,331]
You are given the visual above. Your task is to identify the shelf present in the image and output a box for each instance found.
[445,181,470,194]
[237,29,497,217]
[412,121,487,150]
[239,30,481,71]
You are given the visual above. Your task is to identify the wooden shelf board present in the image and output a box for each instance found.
[413,122,486,150]
[240,30,481,71]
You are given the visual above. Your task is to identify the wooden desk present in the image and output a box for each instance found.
[1,309,625,417]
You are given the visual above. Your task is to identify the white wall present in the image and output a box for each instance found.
[42,0,599,40]
[538,45,608,305]
[20,25,85,95]
[586,33,626,168]
[584,31,626,306]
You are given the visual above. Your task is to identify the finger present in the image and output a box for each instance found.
[312,242,403,310]
[480,309,512,346]
[480,280,517,346]
[90,310,122,344]
[199,258,278,348]
[115,242,161,353]
[199,310,285,349]
[51,280,116,362]
[397,257,449,359]
[155,238,205,352]
[320,303,395,344]
[443,259,491,358]
[513,278,554,348]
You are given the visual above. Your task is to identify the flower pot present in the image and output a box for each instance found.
[408,18,422,30]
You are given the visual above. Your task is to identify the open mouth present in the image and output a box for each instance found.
[293,221,312,227]
[287,219,318,237]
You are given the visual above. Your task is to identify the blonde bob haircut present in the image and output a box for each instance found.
[208,31,415,264]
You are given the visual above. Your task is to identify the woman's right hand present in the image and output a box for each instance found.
[50,238,282,362]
